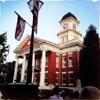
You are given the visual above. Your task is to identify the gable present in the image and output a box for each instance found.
[13,34,43,53]
[21,39,38,49]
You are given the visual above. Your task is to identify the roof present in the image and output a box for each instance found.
[61,12,77,21]
[13,34,82,54]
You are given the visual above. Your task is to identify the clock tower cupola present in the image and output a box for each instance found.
[57,12,82,43]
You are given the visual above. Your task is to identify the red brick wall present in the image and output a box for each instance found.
[38,50,79,87]
[59,51,79,87]
[72,51,78,87]
[48,51,56,85]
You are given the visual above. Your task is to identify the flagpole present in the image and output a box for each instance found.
[26,14,34,83]
[27,0,43,83]
[14,11,32,28]
[26,0,36,84]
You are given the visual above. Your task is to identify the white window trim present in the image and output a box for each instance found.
[69,83,73,85]
[68,53,73,67]
[55,71,59,85]
[62,54,66,68]
[68,71,73,73]
[62,72,66,85]
[45,71,48,73]
[69,66,73,68]
[45,71,48,84]
[45,56,48,67]
[56,55,59,68]
[62,72,66,74]
[68,71,73,85]
[56,71,59,74]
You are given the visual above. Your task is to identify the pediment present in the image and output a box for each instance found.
[13,34,43,53]
[21,39,38,49]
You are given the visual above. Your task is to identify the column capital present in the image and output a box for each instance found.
[22,54,26,57]
[33,52,36,54]
[41,48,47,51]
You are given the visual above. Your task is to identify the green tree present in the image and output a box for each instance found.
[79,25,100,89]
[0,32,9,73]
[6,61,22,83]
[6,61,15,83]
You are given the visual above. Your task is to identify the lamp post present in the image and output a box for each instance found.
[27,0,43,83]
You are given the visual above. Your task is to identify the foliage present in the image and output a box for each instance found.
[79,24,100,88]
[16,63,22,82]
[6,61,15,83]
[0,32,9,73]
[6,61,22,83]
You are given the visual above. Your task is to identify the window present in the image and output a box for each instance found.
[45,56,48,67]
[45,72,48,84]
[68,53,73,67]
[68,71,73,85]
[64,36,65,42]
[62,54,66,68]
[55,72,59,84]
[65,35,68,42]
[62,72,66,85]
[56,55,59,67]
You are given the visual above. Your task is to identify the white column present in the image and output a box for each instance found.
[31,52,35,83]
[13,55,19,82]
[21,54,26,82]
[40,48,46,86]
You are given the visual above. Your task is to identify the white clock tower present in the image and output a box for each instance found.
[57,12,82,43]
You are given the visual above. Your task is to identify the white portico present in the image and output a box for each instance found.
[13,34,61,86]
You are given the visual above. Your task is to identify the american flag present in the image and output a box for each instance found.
[15,15,26,41]
[33,0,43,33]
[33,0,39,33]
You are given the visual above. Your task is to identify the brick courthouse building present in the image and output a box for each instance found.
[13,12,82,89]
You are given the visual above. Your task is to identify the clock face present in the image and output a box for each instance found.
[63,23,68,29]
[73,23,76,29]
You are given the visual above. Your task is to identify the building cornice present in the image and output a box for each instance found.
[60,41,82,50]
[57,29,82,36]
[42,40,60,49]
[14,34,83,55]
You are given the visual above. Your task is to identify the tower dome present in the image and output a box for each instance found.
[61,12,77,21]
